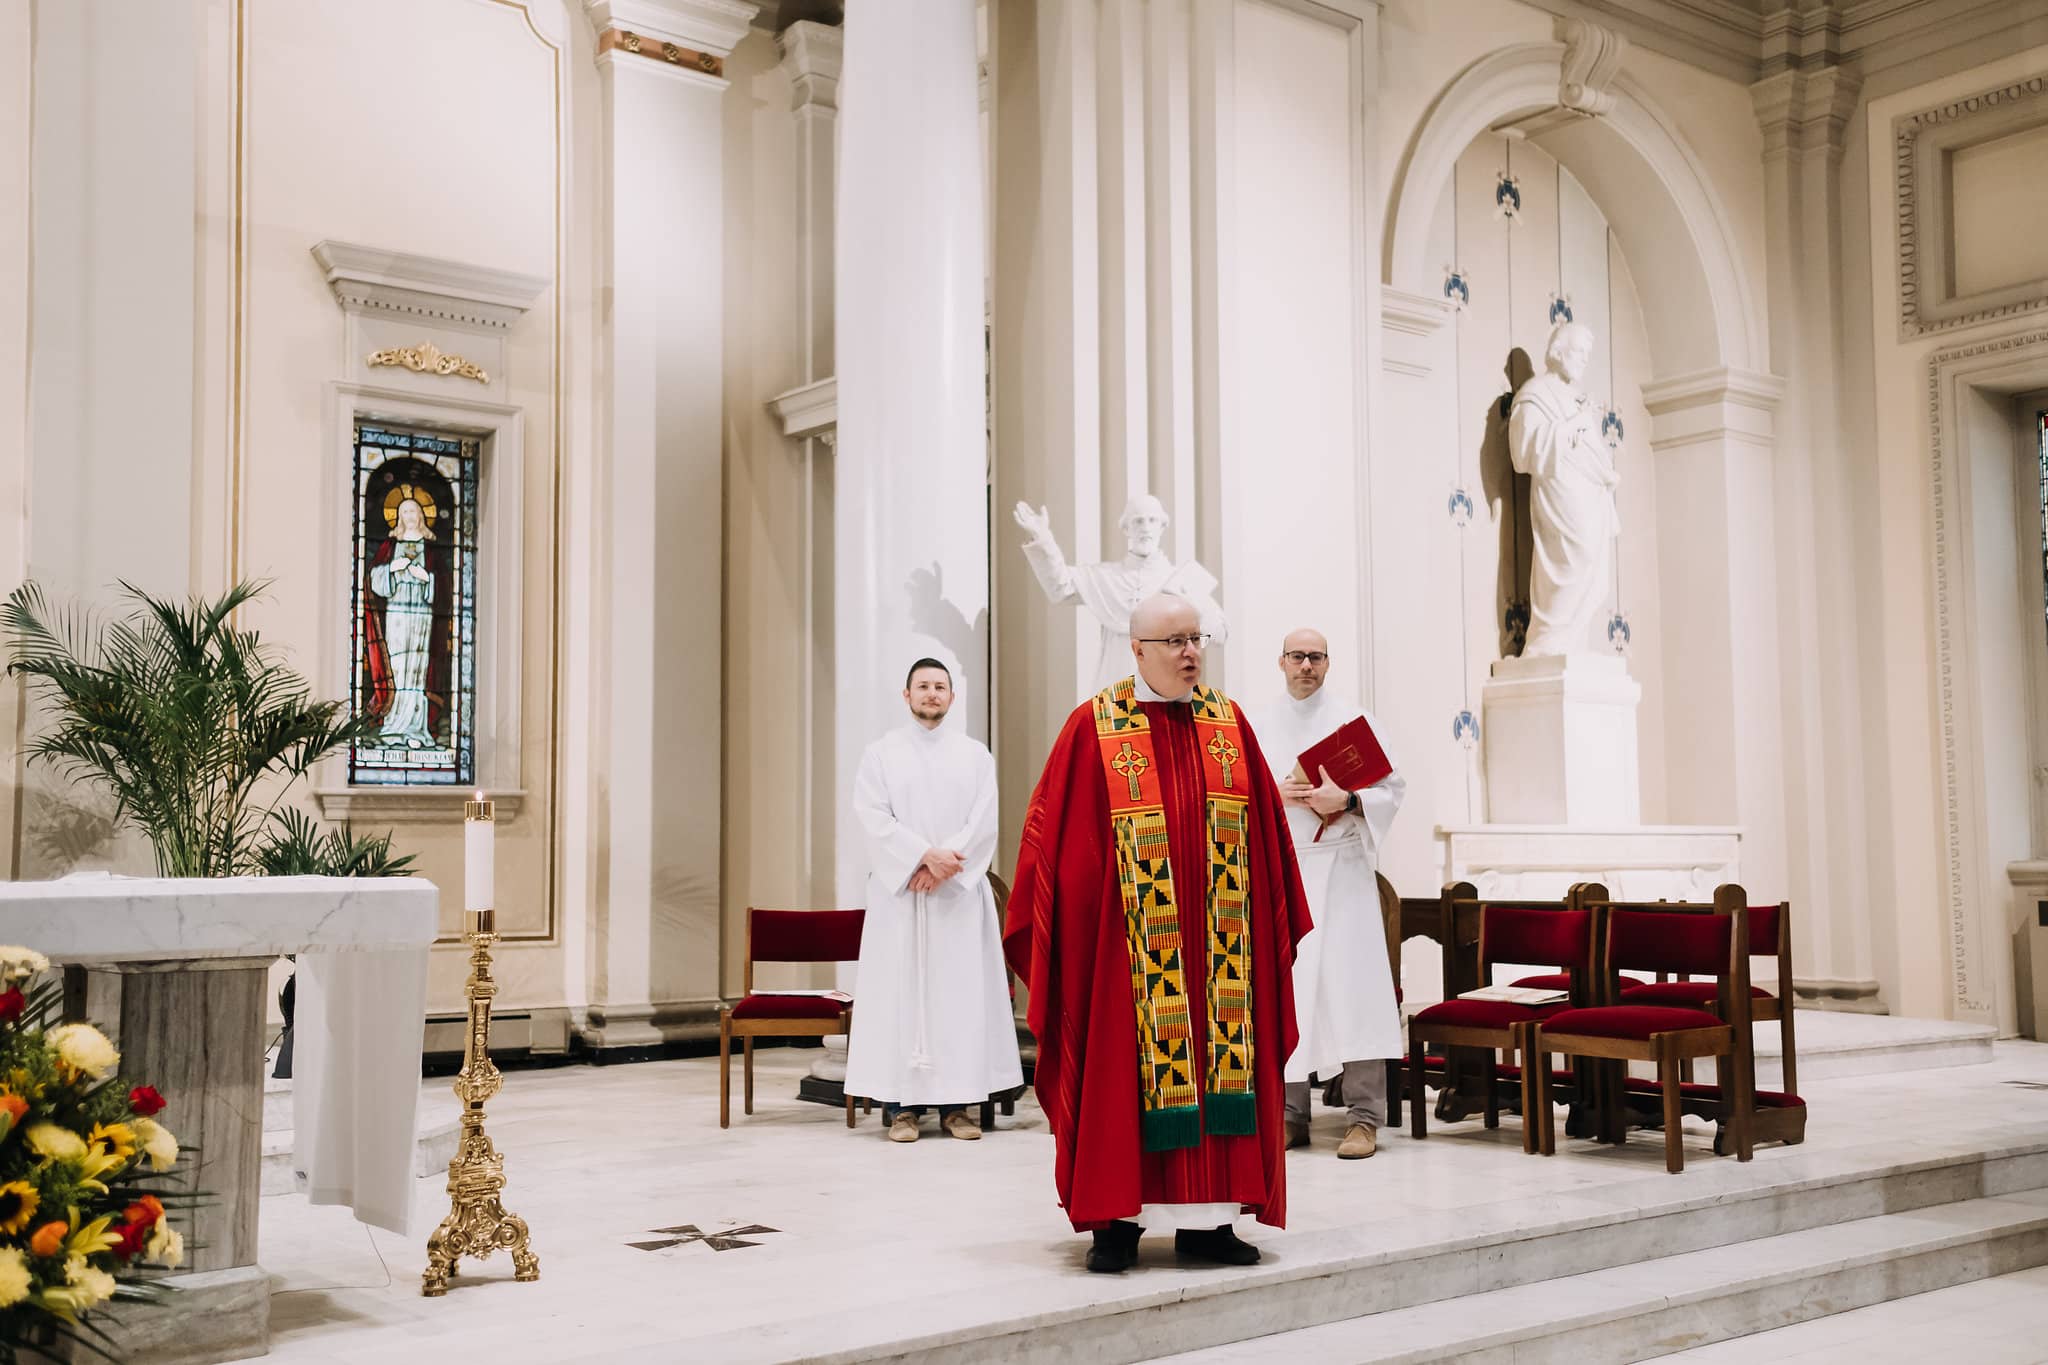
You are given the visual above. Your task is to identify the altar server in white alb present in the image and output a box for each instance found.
[845,658,1023,1143]
[1253,629,1407,1159]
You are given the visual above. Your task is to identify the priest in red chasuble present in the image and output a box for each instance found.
[1005,594,1313,1273]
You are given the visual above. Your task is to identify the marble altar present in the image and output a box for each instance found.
[0,873,436,1364]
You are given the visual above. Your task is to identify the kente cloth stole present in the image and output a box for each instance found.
[1092,676,1255,1152]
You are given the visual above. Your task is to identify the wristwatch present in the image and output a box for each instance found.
[1344,791,1361,816]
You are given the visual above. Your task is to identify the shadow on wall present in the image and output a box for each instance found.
[1482,347,1535,660]
[905,561,990,747]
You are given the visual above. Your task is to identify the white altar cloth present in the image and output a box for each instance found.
[0,873,437,1234]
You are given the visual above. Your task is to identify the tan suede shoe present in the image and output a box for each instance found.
[887,1112,920,1143]
[943,1111,983,1141]
[1337,1123,1378,1159]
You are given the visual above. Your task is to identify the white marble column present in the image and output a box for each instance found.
[775,19,842,915]
[1752,65,1883,1012]
[583,0,755,1049]
[833,0,989,910]
[1645,369,1791,910]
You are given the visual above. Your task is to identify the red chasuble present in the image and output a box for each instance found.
[1005,689,1313,1232]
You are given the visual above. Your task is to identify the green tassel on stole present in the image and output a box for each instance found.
[1140,1103,1202,1152]
[1204,1089,1256,1136]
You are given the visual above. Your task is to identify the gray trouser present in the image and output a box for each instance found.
[1284,1059,1388,1130]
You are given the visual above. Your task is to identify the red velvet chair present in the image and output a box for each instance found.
[719,908,865,1129]
[1408,900,1598,1152]
[1617,898,1803,1150]
[1527,889,1754,1173]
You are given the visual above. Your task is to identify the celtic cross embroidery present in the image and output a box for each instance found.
[1111,742,1150,801]
[1206,732,1239,789]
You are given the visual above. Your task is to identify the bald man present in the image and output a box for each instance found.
[1250,629,1406,1159]
[1006,595,1312,1273]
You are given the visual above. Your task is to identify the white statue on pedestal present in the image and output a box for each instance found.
[1508,322,1617,657]
[1011,493,1229,692]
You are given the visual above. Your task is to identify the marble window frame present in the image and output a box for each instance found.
[1894,74,2048,338]
[315,382,527,824]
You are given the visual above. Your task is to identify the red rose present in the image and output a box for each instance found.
[127,1086,166,1117]
[0,989,23,1025]
[111,1218,150,1261]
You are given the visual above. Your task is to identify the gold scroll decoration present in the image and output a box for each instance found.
[368,342,490,385]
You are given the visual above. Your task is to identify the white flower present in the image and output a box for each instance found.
[47,1024,119,1079]
[134,1117,179,1172]
[146,1222,183,1269]
[0,947,48,985]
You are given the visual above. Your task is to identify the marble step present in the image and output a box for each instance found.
[260,1076,462,1196]
[1750,1012,1996,1087]
[680,1134,2048,1363]
[1151,1190,2048,1364]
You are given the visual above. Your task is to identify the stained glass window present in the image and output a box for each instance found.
[349,422,479,786]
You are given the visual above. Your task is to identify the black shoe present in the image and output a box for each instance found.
[1086,1221,1141,1273]
[1174,1226,1260,1266]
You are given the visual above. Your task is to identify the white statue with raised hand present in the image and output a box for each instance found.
[1508,321,1619,657]
[1012,493,1230,692]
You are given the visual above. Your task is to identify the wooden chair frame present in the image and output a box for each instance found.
[1529,888,1755,1173]
[719,908,860,1130]
[1408,886,1606,1152]
[1609,896,1803,1151]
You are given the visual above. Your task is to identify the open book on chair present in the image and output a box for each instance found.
[1456,984,1569,1006]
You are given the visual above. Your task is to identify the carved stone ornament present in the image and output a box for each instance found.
[368,342,491,384]
[1555,17,1627,118]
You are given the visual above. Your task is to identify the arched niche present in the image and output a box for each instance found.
[1384,43,1764,381]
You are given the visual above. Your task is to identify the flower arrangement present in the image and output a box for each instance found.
[0,948,187,1363]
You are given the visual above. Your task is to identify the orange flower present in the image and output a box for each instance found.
[28,1221,66,1258]
[121,1196,163,1228]
[0,1094,25,1125]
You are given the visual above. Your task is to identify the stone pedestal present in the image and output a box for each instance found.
[1482,653,1642,826]
[1440,823,1742,903]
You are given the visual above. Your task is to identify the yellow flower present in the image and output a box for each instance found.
[0,947,48,985]
[146,1222,183,1269]
[133,1118,178,1173]
[47,1024,118,1079]
[0,1249,28,1309]
[0,1181,39,1235]
[63,1215,119,1259]
[24,1123,84,1164]
[86,1121,135,1162]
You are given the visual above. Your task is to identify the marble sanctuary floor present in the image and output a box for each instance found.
[256,1031,2048,1365]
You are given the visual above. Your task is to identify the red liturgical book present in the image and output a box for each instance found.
[1293,716,1393,841]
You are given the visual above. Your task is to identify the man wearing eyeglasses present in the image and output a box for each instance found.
[1252,629,1406,1160]
[1006,595,1312,1273]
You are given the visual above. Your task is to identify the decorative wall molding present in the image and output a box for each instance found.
[1750,63,1862,162]
[1925,326,2048,1024]
[1556,17,1628,118]
[765,375,837,444]
[1894,73,2048,338]
[584,0,755,54]
[367,342,490,384]
[594,26,724,77]
[775,19,841,111]
[311,241,548,332]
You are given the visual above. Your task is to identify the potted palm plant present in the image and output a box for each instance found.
[1,580,417,1074]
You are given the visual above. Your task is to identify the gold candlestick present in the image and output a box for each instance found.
[422,799,538,1296]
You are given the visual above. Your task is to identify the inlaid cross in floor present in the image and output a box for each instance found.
[628,1222,781,1253]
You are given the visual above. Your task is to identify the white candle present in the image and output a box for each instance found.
[464,792,494,912]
